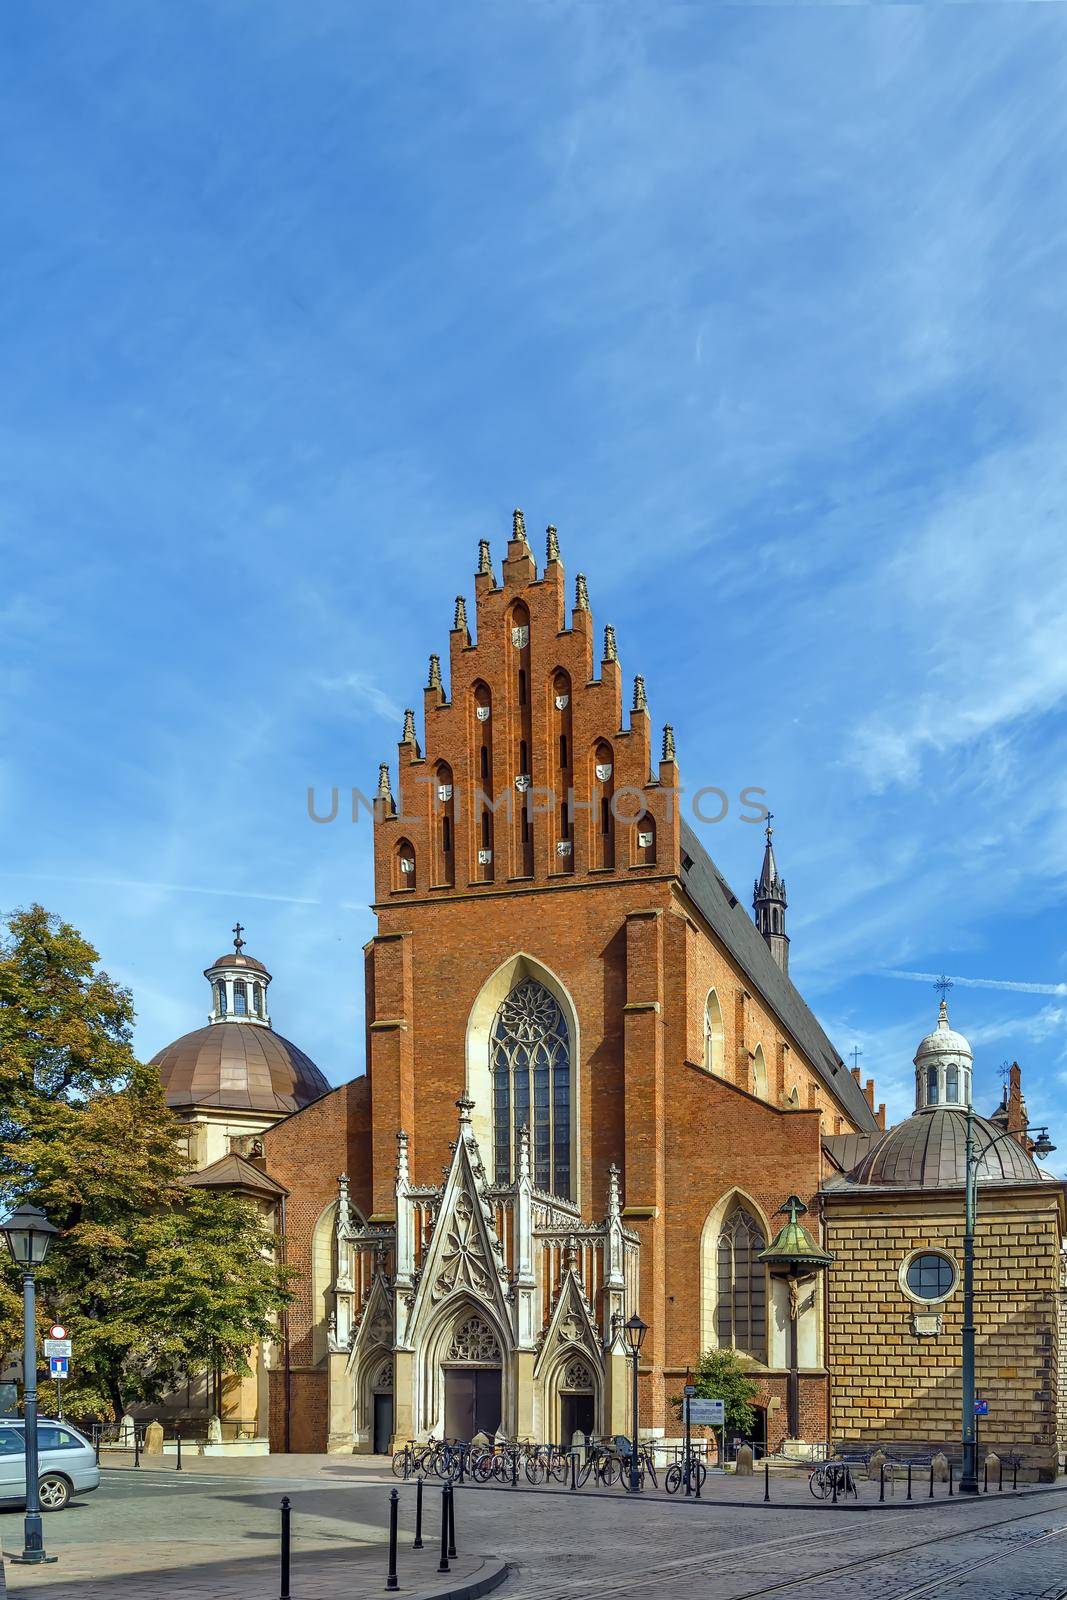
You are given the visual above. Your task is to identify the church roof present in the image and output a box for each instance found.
[152,1021,330,1115]
[678,818,878,1131]
[180,1152,289,1198]
[825,1106,1044,1192]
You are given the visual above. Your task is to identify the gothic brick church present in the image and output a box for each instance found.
[254,513,888,1455]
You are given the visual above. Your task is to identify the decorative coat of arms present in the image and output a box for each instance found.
[595,762,613,781]
[637,831,653,849]
[515,775,531,792]
[511,626,529,649]
[438,783,453,802]
[556,840,573,857]
[399,857,415,874]
[555,694,569,710]
[476,705,490,721]
[478,848,493,865]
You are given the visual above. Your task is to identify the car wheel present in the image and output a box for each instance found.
[39,1474,71,1511]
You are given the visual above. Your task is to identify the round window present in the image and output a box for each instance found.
[904,1252,955,1301]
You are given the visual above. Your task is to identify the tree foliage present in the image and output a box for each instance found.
[0,905,292,1419]
[683,1347,761,1438]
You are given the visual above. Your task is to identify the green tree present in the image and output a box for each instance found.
[1,905,292,1419]
[683,1348,760,1438]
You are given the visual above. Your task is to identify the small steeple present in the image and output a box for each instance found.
[546,525,561,564]
[401,708,418,747]
[753,813,789,975]
[575,573,590,611]
[633,675,648,713]
[512,508,528,545]
[662,724,676,763]
[477,539,494,581]
[427,654,442,692]
[603,624,617,663]
[204,932,272,1028]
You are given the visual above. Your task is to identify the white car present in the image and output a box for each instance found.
[0,1417,101,1511]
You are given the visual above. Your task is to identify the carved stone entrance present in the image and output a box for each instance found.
[441,1310,503,1441]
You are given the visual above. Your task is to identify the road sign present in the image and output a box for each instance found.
[49,1325,67,1340]
[683,1384,696,1398]
[44,1338,72,1359]
[49,1357,69,1379]
[687,1398,725,1426]
[975,1399,989,1417]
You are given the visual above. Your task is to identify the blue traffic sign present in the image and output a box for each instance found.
[974,1399,989,1416]
[49,1356,68,1379]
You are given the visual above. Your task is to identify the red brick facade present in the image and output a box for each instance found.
[262,518,880,1453]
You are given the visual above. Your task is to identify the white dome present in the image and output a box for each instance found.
[914,1000,973,1065]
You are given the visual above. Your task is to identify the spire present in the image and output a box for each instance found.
[661,724,676,763]
[753,812,789,975]
[401,707,417,746]
[477,539,494,580]
[377,761,395,816]
[607,1162,622,1225]
[512,508,528,545]
[453,595,470,642]
[603,624,617,663]
[395,1129,410,1192]
[575,573,590,611]
[632,675,647,713]
[427,654,442,693]
[546,525,561,564]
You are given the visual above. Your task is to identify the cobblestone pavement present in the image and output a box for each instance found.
[0,1457,1064,1599]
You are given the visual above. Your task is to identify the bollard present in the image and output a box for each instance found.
[570,1451,577,1492]
[447,1482,457,1560]
[998,1463,1004,1494]
[134,1427,141,1469]
[386,1487,399,1591]
[511,1449,518,1488]
[413,1476,424,1549]
[948,1461,953,1497]
[175,1429,182,1472]
[458,1446,465,1485]
[763,1461,770,1503]
[695,1456,702,1500]
[906,1463,912,1502]
[437,1485,450,1575]
[1013,1460,1018,1491]
[280,1495,291,1600]
[879,1463,885,1503]
[983,1460,988,1494]
[831,1466,839,1505]
[929,1462,934,1499]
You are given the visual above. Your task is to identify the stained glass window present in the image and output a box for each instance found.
[491,978,570,1197]
[715,1206,767,1362]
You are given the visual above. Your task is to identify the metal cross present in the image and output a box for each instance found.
[849,1046,863,1072]
[765,810,774,841]
[934,973,953,1002]
[232,922,245,954]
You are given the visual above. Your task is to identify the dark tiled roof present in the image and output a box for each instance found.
[151,1022,330,1114]
[181,1152,289,1198]
[823,1131,882,1174]
[678,818,878,1131]
[828,1106,1044,1192]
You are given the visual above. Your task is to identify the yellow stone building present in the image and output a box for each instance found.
[823,1002,1066,1477]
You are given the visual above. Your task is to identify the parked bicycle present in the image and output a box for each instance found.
[808,1460,857,1500]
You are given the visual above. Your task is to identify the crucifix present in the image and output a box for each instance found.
[232,922,245,954]
[934,972,953,1002]
[849,1046,863,1073]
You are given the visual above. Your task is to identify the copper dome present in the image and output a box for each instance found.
[151,1021,330,1115]
[846,1107,1043,1191]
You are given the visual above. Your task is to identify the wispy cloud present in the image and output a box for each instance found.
[880,970,1067,999]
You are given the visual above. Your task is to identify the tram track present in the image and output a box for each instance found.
[511,1491,1067,1600]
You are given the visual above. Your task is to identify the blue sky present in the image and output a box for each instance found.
[3,4,1066,1159]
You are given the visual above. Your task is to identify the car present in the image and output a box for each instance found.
[0,1417,101,1511]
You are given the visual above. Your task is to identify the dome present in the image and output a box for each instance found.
[208,952,269,975]
[914,1000,973,1066]
[848,1107,1043,1190]
[151,1021,330,1115]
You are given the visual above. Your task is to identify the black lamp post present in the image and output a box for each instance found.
[958,1114,1054,1495]
[623,1313,647,1493]
[1,1203,59,1565]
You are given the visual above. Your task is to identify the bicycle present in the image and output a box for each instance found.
[808,1461,857,1500]
[665,1453,707,1495]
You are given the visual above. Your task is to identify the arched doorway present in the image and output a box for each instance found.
[558,1354,596,1446]
[441,1310,503,1440]
[371,1357,394,1455]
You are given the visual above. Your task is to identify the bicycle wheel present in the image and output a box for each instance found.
[525,1455,546,1485]
[392,1450,410,1479]
[599,1457,620,1487]
[809,1468,829,1499]
[664,1464,683,1495]
[692,1462,707,1492]
[644,1458,658,1488]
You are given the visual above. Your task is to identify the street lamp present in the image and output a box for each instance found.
[958,1115,1055,1495]
[1,1203,59,1565]
[623,1313,647,1493]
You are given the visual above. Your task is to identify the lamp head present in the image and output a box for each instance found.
[1031,1127,1056,1161]
[0,1203,58,1268]
[623,1313,647,1356]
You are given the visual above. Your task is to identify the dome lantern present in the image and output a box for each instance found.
[913,998,973,1112]
[204,923,272,1027]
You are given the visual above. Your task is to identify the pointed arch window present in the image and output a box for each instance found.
[704,989,724,1075]
[715,1205,768,1362]
[752,1043,769,1099]
[491,978,570,1198]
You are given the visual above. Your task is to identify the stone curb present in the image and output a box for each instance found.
[411,1556,509,1600]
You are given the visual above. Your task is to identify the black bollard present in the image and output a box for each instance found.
[831,1466,839,1505]
[906,1463,912,1501]
[458,1446,465,1484]
[879,1463,885,1503]
[413,1476,424,1549]
[983,1460,988,1493]
[511,1449,518,1488]
[570,1451,577,1492]
[695,1458,702,1500]
[948,1461,953,1497]
[999,1462,1004,1493]
[175,1429,182,1473]
[386,1487,399,1591]
[929,1463,934,1499]
[447,1482,457,1559]
[1013,1460,1018,1491]
[280,1495,291,1600]
[134,1427,141,1469]
[437,1485,450,1574]
[763,1460,770,1503]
